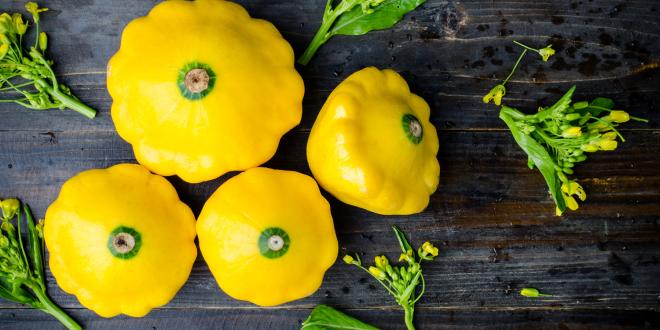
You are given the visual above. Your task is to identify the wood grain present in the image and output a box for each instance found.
[1,0,659,328]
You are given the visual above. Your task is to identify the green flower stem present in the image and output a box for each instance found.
[33,78,96,118]
[403,304,415,330]
[31,284,81,330]
[355,264,397,296]
[587,105,650,122]
[512,40,540,54]
[502,49,527,85]
[298,13,337,65]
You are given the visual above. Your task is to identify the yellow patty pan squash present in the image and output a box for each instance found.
[307,67,440,215]
[44,164,197,318]
[107,0,304,183]
[197,167,338,306]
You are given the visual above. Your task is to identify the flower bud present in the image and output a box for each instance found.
[1,199,19,220]
[368,266,386,280]
[581,144,599,152]
[36,219,44,238]
[0,13,12,34]
[1,221,14,234]
[39,32,47,52]
[342,255,355,265]
[598,139,617,151]
[520,288,543,297]
[12,14,27,36]
[0,235,8,248]
[561,127,582,138]
[601,132,617,141]
[375,255,389,269]
[564,113,581,121]
[605,111,629,123]
[572,101,589,109]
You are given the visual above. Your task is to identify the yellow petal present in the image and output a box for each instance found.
[598,140,617,151]
[565,195,579,211]
[0,43,8,59]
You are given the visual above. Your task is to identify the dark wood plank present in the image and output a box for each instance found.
[1,0,659,328]
[1,0,660,130]
[1,307,659,330]
[0,130,658,311]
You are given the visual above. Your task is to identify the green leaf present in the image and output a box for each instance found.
[392,226,413,254]
[587,97,614,116]
[301,305,379,330]
[500,106,566,212]
[0,278,34,305]
[590,97,614,110]
[24,203,45,281]
[330,0,425,36]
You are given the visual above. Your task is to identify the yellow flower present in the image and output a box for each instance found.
[0,43,8,60]
[561,181,586,201]
[483,84,506,106]
[0,13,12,34]
[12,14,27,36]
[0,198,19,220]
[604,110,629,123]
[368,266,386,280]
[564,195,578,211]
[25,2,48,23]
[374,255,389,269]
[342,255,354,265]
[421,241,438,257]
[561,127,582,138]
[538,45,555,62]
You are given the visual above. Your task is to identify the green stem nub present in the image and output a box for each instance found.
[258,227,290,259]
[107,226,141,260]
[402,114,423,144]
[178,62,216,100]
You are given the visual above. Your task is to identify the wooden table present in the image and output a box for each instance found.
[1,0,659,328]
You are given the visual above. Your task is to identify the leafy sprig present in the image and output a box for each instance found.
[298,0,425,65]
[485,41,648,215]
[342,226,438,330]
[0,2,96,118]
[301,305,378,330]
[0,198,81,330]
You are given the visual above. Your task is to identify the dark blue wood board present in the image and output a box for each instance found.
[0,0,659,329]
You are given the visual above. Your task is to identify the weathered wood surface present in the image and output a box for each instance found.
[1,0,659,329]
